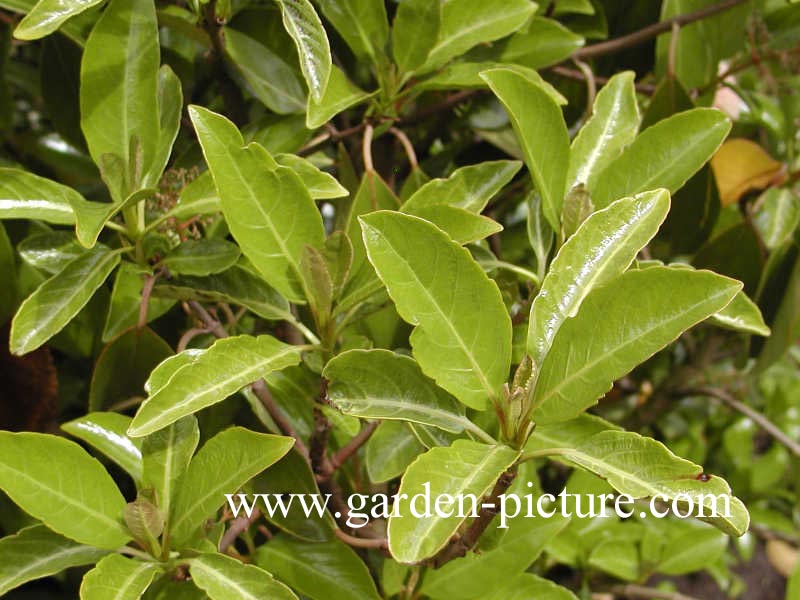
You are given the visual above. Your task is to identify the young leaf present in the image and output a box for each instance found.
[0,168,77,224]
[128,335,302,437]
[143,65,183,188]
[62,412,143,484]
[190,553,298,600]
[324,349,479,435]
[161,239,241,276]
[388,440,519,563]
[315,0,388,62]
[532,267,742,424]
[528,190,670,365]
[141,415,199,524]
[14,0,104,40]
[481,68,569,231]
[169,428,294,547]
[10,246,121,355]
[80,554,161,600]
[527,427,749,536]
[0,432,131,548]
[255,534,381,600]
[421,0,536,72]
[300,244,333,324]
[0,525,108,597]
[401,160,522,214]
[360,211,512,410]
[189,105,325,303]
[276,0,331,101]
[567,71,640,191]
[80,0,160,194]
[591,109,731,208]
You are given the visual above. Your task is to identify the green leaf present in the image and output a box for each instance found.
[255,534,381,600]
[276,0,331,101]
[325,349,483,435]
[567,71,640,191]
[366,421,424,483]
[526,427,750,536]
[421,514,569,600]
[532,267,742,424]
[10,246,120,355]
[361,211,511,410]
[481,68,569,231]
[0,525,107,596]
[300,244,333,323]
[224,28,306,115]
[527,190,670,365]
[80,0,160,195]
[144,349,203,396]
[103,262,174,342]
[152,263,290,322]
[754,188,800,251]
[169,427,294,548]
[315,0,388,61]
[275,153,348,199]
[591,109,731,209]
[0,432,131,548]
[14,0,103,40]
[391,0,440,75]
[307,65,372,129]
[487,574,578,600]
[0,223,16,323]
[708,290,770,336]
[0,168,77,224]
[189,105,325,303]
[161,239,241,276]
[80,554,161,600]
[128,335,302,437]
[401,160,521,214]
[17,230,85,274]
[497,17,584,70]
[141,416,199,525]
[422,0,537,72]
[62,412,143,484]
[144,65,183,188]
[190,553,298,600]
[388,439,519,563]
[410,205,502,245]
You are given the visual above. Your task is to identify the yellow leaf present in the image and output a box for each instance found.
[711,138,785,206]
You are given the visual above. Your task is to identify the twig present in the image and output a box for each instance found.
[137,272,160,331]
[389,127,418,169]
[572,0,749,60]
[201,1,247,125]
[605,584,701,600]
[328,421,379,472]
[219,508,261,553]
[177,327,210,352]
[687,386,800,457]
[334,528,388,550]
[362,124,375,173]
[573,58,596,120]
[551,66,656,94]
[185,300,311,462]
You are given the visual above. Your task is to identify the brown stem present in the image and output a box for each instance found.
[686,386,800,457]
[185,300,311,463]
[219,508,261,553]
[328,421,379,473]
[572,0,749,60]
[430,467,517,568]
[201,1,247,125]
[550,66,656,94]
[334,528,388,550]
[604,584,701,600]
[137,272,160,331]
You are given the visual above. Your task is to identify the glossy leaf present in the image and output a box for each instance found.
[0,432,131,548]
[528,190,670,365]
[481,68,569,231]
[169,427,294,548]
[128,335,302,437]
[161,239,241,276]
[14,0,104,39]
[532,267,742,424]
[277,0,331,101]
[401,160,522,214]
[0,168,77,224]
[591,109,731,209]
[17,230,85,274]
[361,211,512,410]
[80,0,160,194]
[315,0,388,61]
[754,188,800,251]
[10,246,120,355]
[255,534,381,600]
[189,105,326,303]
[324,349,478,434]
[526,427,750,536]
[80,554,161,600]
[709,290,770,336]
[388,439,519,563]
[62,412,143,484]
[0,525,107,597]
[307,66,372,129]
[567,71,640,191]
[141,415,199,523]
[190,553,297,600]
